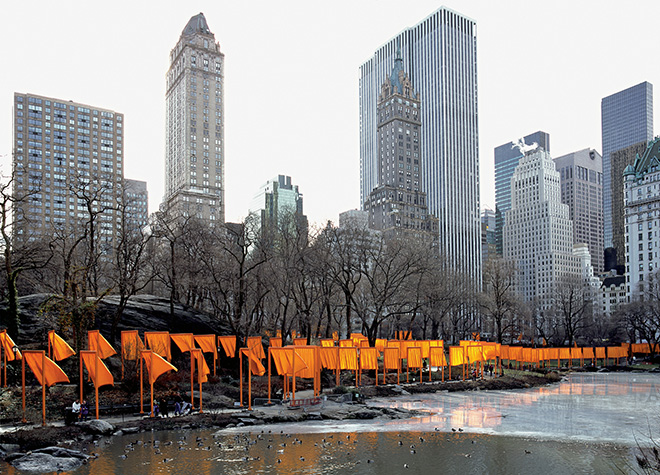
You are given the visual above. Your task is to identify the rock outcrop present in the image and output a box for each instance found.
[9,447,89,473]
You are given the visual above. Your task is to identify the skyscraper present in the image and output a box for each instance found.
[610,141,647,269]
[12,93,125,248]
[363,46,438,241]
[503,147,580,320]
[359,7,480,282]
[164,13,224,224]
[481,208,496,265]
[601,82,653,251]
[553,148,604,274]
[494,131,550,256]
[249,175,307,236]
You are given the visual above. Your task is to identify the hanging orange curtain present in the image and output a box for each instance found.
[121,330,145,361]
[145,332,171,361]
[500,345,510,360]
[509,346,522,362]
[218,336,236,357]
[293,338,307,346]
[570,347,582,360]
[429,346,447,366]
[467,345,485,363]
[559,348,571,360]
[360,348,379,370]
[595,347,606,359]
[482,343,499,360]
[170,333,194,353]
[24,351,70,386]
[269,337,283,348]
[383,347,400,370]
[339,339,353,348]
[582,347,595,359]
[270,347,308,375]
[521,347,532,363]
[321,339,335,348]
[339,347,358,370]
[292,347,317,379]
[449,346,466,366]
[48,331,75,361]
[194,335,216,355]
[546,348,559,360]
[0,331,21,360]
[407,347,423,369]
[88,330,117,359]
[418,341,431,359]
[193,349,210,383]
[319,347,339,369]
[81,351,114,388]
[141,351,177,384]
[375,339,387,352]
[247,337,266,359]
[245,347,266,376]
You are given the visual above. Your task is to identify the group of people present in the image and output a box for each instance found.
[152,396,193,418]
[71,399,89,421]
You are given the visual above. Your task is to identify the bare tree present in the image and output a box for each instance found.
[351,234,430,346]
[478,257,519,343]
[554,275,592,346]
[0,173,52,337]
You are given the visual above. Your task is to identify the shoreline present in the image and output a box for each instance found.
[0,371,562,453]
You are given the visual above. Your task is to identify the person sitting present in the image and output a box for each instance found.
[81,400,89,421]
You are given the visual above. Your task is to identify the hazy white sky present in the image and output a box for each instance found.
[1,1,658,225]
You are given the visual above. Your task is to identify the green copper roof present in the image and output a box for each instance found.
[628,136,660,179]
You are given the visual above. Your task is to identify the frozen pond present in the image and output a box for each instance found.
[3,372,656,474]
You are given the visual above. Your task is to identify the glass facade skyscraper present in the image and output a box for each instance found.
[359,7,480,282]
[494,131,550,256]
[601,82,653,250]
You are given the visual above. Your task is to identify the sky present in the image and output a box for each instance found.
[1,1,659,226]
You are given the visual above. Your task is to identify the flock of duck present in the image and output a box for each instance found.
[98,425,518,471]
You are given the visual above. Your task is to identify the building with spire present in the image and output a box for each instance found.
[363,46,438,242]
[163,13,225,224]
[360,7,480,285]
[623,136,660,299]
[504,146,581,329]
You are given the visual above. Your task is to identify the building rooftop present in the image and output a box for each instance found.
[182,13,212,36]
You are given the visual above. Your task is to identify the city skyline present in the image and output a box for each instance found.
[1,1,660,225]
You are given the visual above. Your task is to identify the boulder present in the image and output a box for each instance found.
[78,419,115,435]
[10,447,89,473]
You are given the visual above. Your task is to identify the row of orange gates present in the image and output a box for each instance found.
[0,328,646,422]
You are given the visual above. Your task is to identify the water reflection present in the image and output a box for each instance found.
[1,373,654,474]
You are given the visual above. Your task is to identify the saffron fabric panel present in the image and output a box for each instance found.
[194,335,217,355]
[449,346,466,366]
[383,348,399,370]
[170,333,194,353]
[247,337,266,360]
[217,336,236,358]
[81,352,114,388]
[121,331,145,361]
[88,330,117,359]
[141,351,177,384]
[49,331,75,361]
[407,347,423,369]
[339,347,358,371]
[360,348,379,370]
[24,351,69,387]
[429,347,447,366]
[145,332,171,360]
[0,331,20,360]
